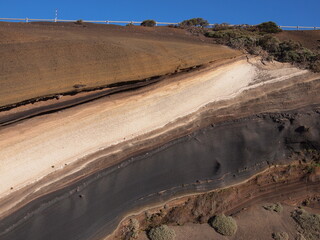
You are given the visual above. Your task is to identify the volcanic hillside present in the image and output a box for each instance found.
[0,22,239,107]
[0,22,319,240]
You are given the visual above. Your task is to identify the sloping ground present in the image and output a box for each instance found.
[135,163,320,240]
[1,24,320,240]
[0,22,239,107]
[136,204,320,240]
[276,30,320,50]
[0,54,320,240]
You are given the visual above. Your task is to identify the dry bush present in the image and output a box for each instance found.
[211,23,234,31]
[263,203,283,213]
[148,225,176,240]
[292,209,320,240]
[179,18,209,28]
[209,214,237,236]
[123,218,140,240]
[141,20,156,27]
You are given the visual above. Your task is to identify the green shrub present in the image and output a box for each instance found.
[257,21,282,33]
[180,18,209,28]
[141,20,156,27]
[292,209,320,240]
[205,29,245,39]
[258,35,281,53]
[205,29,260,52]
[263,203,283,213]
[211,23,234,31]
[205,26,319,71]
[275,41,317,64]
[209,214,237,236]
[148,225,176,240]
[204,21,319,72]
[210,21,281,33]
[272,232,289,240]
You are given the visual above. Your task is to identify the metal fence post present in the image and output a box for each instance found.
[55,9,58,22]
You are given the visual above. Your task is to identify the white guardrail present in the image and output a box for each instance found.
[0,18,319,30]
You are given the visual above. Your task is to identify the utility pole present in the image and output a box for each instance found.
[55,9,58,22]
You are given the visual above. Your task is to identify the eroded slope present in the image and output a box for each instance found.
[0,22,240,107]
[0,55,319,240]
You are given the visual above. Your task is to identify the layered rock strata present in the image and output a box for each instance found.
[0,56,319,240]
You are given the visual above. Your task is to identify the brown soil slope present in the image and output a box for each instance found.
[277,30,320,50]
[0,22,240,107]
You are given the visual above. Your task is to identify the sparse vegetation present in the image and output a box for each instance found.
[292,209,320,240]
[276,41,317,63]
[124,218,140,239]
[141,20,156,27]
[211,23,234,31]
[263,203,283,213]
[209,214,237,236]
[257,21,282,33]
[148,225,176,240]
[204,21,320,72]
[272,232,289,240]
[75,19,83,25]
[205,29,260,51]
[180,18,209,28]
[209,21,281,33]
[178,18,209,36]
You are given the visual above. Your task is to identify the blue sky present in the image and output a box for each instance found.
[1,0,319,26]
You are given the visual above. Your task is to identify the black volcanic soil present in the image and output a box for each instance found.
[1,106,320,240]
